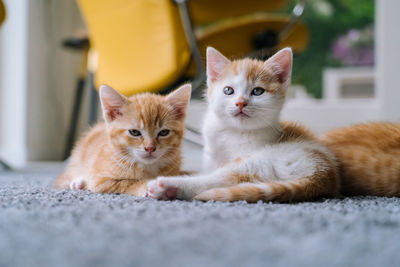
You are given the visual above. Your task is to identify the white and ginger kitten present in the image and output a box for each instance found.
[147,47,339,202]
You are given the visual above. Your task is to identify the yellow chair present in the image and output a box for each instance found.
[77,0,191,96]
[63,0,309,157]
[76,0,308,96]
[185,0,308,76]
[0,0,5,26]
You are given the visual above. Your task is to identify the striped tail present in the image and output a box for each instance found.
[194,178,337,203]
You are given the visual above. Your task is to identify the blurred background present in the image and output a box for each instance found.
[0,0,398,170]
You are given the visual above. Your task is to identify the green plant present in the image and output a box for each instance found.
[284,0,374,98]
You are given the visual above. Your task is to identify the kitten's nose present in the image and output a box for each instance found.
[236,101,247,110]
[144,146,156,153]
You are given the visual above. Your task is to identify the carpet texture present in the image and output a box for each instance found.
[1,170,400,267]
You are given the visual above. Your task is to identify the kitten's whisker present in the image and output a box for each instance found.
[160,156,181,170]
[251,106,280,112]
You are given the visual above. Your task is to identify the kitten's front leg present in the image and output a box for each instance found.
[90,177,147,196]
[147,169,235,200]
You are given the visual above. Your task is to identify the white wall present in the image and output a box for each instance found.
[25,0,86,161]
[0,0,29,167]
[376,0,400,121]
[0,0,87,167]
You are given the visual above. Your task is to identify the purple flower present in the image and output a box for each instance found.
[331,25,374,66]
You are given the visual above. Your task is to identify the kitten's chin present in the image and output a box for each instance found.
[138,155,160,165]
[227,115,269,130]
[233,111,251,118]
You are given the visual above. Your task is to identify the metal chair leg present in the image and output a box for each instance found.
[88,72,98,126]
[174,0,206,97]
[63,77,86,160]
[0,160,11,171]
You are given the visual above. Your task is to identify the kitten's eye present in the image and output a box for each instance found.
[128,129,141,137]
[158,129,170,137]
[223,86,234,95]
[251,87,265,96]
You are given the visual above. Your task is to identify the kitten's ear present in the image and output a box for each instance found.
[206,47,230,85]
[166,84,192,120]
[99,84,128,122]
[265,47,293,87]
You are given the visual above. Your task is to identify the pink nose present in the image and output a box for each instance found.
[236,101,247,110]
[144,146,156,153]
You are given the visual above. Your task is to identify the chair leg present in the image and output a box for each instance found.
[0,159,11,171]
[88,73,98,126]
[63,77,86,160]
[174,0,206,96]
[190,72,206,99]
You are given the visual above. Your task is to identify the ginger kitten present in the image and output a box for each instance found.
[147,47,339,202]
[321,122,400,196]
[54,84,191,196]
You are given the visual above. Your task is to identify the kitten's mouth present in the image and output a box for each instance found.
[140,154,159,164]
[143,154,156,160]
[234,111,250,118]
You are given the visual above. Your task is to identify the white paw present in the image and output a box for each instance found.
[70,179,87,190]
[146,177,179,200]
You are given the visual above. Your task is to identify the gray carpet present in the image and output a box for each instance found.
[1,169,400,267]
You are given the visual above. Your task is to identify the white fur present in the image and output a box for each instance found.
[206,67,285,132]
[147,47,331,201]
[202,53,286,171]
[147,140,331,200]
